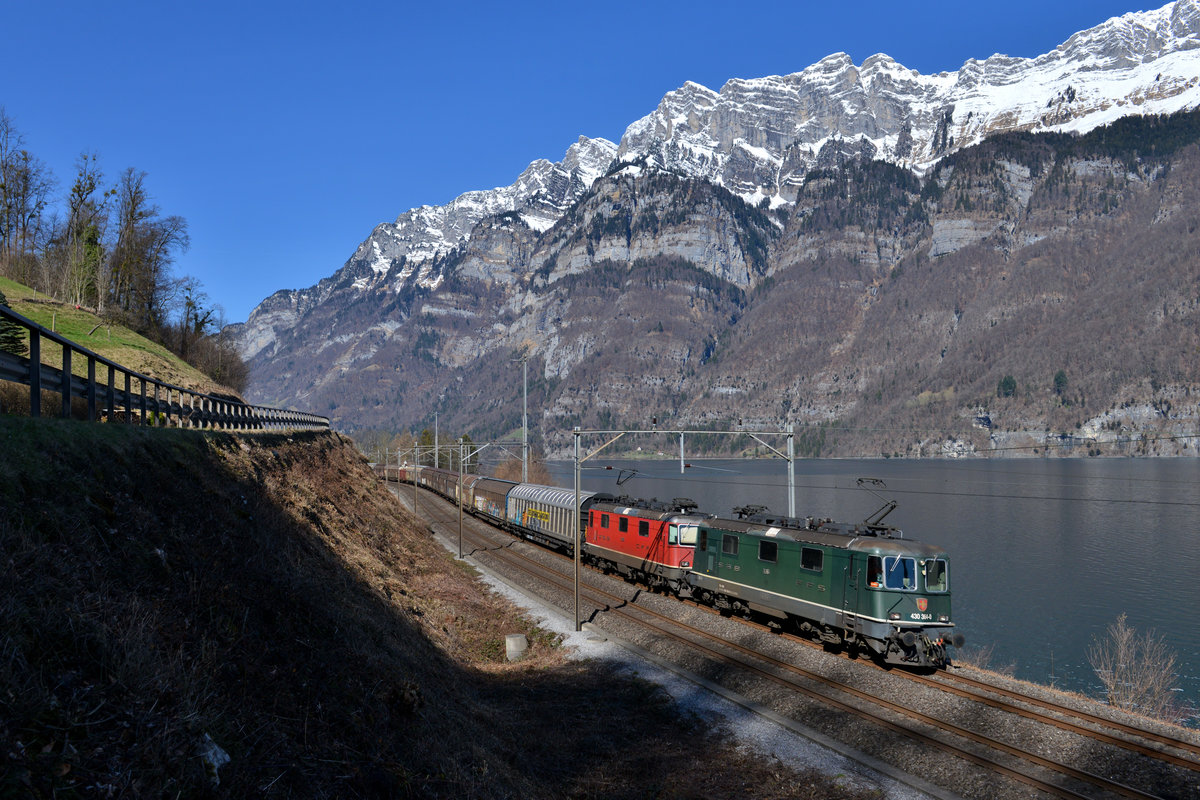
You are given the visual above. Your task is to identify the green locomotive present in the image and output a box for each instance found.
[688,508,963,668]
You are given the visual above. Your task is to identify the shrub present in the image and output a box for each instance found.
[0,290,28,356]
[1087,613,1189,723]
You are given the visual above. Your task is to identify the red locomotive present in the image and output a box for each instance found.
[584,496,709,595]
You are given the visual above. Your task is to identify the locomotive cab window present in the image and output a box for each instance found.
[721,534,739,556]
[618,517,628,533]
[924,558,948,592]
[884,556,917,590]
[801,547,823,572]
[867,556,883,588]
[600,514,609,529]
[758,540,777,563]
[639,520,650,537]
[697,529,707,551]
[677,524,698,547]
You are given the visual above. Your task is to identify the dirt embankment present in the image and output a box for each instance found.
[1,419,871,799]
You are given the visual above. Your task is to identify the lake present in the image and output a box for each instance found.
[546,456,1200,721]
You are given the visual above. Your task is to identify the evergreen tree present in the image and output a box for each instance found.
[0,289,27,355]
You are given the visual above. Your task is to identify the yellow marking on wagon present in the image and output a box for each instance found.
[523,508,551,526]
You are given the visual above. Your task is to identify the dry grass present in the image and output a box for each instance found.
[1,417,879,799]
[952,643,1017,676]
[0,276,238,399]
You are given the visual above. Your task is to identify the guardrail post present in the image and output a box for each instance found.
[29,329,41,418]
[87,357,97,421]
[61,345,72,419]
[0,306,328,431]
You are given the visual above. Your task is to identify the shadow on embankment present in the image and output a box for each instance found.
[0,419,874,799]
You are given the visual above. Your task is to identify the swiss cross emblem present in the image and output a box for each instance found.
[916,598,929,612]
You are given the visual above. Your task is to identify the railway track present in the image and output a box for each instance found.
[744,607,1200,776]
[395,482,1200,800]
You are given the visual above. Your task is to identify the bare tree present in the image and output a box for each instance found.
[108,167,154,317]
[0,108,22,266]
[390,431,415,461]
[107,167,189,333]
[353,429,396,463]
[1088,613,1187,723]
[63,152,109,306]
[0,110,56,287]
[493,456,551,483]
[41,152,110,306]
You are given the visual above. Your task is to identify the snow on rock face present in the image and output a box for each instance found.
[342,3,1200,295]
[616,0,1200,198]
[351,135,619,288]
[234,1,1200,360]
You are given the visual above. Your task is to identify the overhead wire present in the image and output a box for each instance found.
[572,455,1200,509]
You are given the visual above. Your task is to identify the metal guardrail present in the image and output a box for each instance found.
[0,304,328,431]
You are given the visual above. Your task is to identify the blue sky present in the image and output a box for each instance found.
[2,0,1150,323]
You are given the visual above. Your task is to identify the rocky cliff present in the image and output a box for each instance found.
[227,2,1200,458]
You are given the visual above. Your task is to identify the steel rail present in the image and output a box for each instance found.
[382,465,1200,782]
[917,670,1200,771]
[402,481,1168,800]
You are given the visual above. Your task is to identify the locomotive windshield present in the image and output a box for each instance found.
[924,558,948,592]
[884,556,916,590]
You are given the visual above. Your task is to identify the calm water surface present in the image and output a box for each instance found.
[546,457,1200,718]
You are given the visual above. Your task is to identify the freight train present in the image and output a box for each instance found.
[385,464,964,669]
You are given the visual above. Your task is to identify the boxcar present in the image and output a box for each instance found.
[422,467,478,504]
[470,477,517,524]
[506,483,596,551]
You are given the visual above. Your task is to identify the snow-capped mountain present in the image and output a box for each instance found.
[345,136,618,293]
[617,0,1200,205]
[232,0,1200,367]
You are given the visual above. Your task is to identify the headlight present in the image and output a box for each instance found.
[938,615,950,623]
[888,612,901,621]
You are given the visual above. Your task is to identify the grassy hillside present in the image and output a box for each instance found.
[0,276,231,398]
[0,419,873,799]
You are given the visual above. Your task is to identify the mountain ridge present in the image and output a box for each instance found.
[233,1,1200,365]
[227,3,1200,457]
